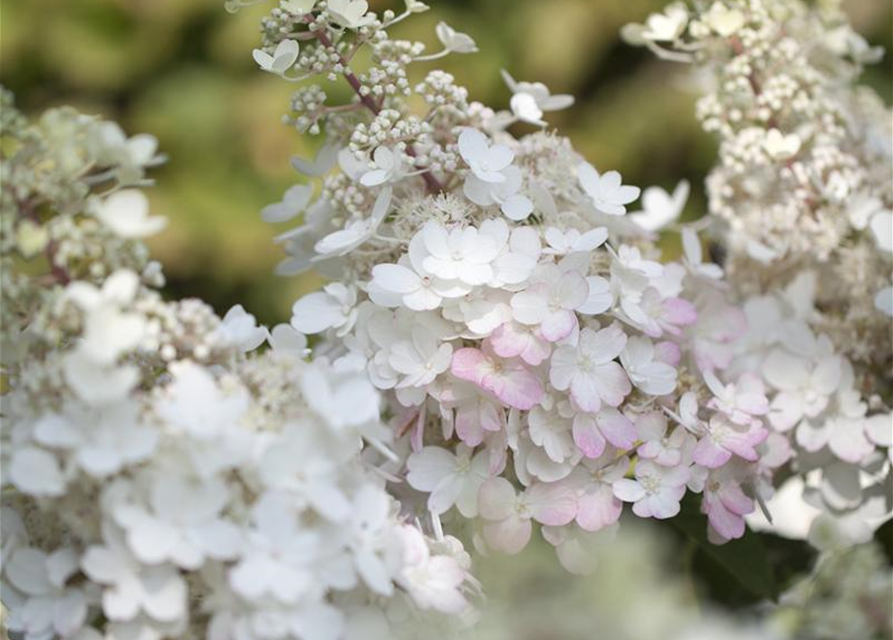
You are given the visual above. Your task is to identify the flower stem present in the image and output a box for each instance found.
[309,20,445,194]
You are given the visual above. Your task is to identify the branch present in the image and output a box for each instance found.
[309,20,444,194]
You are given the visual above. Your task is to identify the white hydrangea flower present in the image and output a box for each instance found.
[4,547,91,638]
[360,147,405,187]
[253,39,300,75]
[217,304,269,352]
[314,187,392,258]
[93,189,167,238]
[631,180,689,232]
[577,162,641,215]
[326,0,375,30]
[291,283,359,335]
[261,184,313,223]
[500,70,574,126]
[81,526,187,624]
[32,401,157,478]
[406,445,490,517]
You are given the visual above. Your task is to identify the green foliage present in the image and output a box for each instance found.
[671,494,817,607]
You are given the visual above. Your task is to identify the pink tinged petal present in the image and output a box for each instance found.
[662,298,697,325]
[737,392,769,417]
[692,437,732,468]
[540,309,578,342]
[520,335,551,366]
[630,499,653,518]
[483,516,531,555]
[450,348,486,384]
[483,366,544,411]
[455,406,484,447]
[576,487,622,532]
[572,415,607,459]
[654,341,681,366]
[597,409,637,449]
[612,479,646,503]
[718,483,754,516]
[527,482,577,526]
[723,425,768,461]
[706,499,745,540]
[477,477,517,521]
[491,323,550,365]
[591,362,632,408]
[490,322,525,358]
[480,401,505,433]
[637,441,663,459]
[655,448,682,467]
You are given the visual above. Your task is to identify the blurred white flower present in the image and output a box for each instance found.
[262,184,313,223]
[314,187,392,258]
[360,147,404,187]
[577,162,640,215]
[436,22,478,54]
[631,180,689,232]
[217,305,268,352]
[501,70,574,126]
[93,189,167,238]
[252,39,299,75]
[291,283,358,335]
[327,0,375,30]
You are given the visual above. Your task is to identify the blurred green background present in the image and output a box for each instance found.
[1,0,890,325]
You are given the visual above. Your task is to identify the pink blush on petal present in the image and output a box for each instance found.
[692,437,732,468]
[572,416,607,459]
[451,348,487,384]
[483,367,543,411]
[663,298,698,325]
[540,310,578,343]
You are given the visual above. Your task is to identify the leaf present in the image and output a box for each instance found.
[875,518,893,565]
[670,494,777,602]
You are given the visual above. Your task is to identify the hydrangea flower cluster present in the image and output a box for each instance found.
[626,0,892,546]
[625,0,892,367]
[0,92,477,640]
[2,0,890,636]
[248,0,783,570]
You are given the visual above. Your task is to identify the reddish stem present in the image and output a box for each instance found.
[309,21,444,193]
